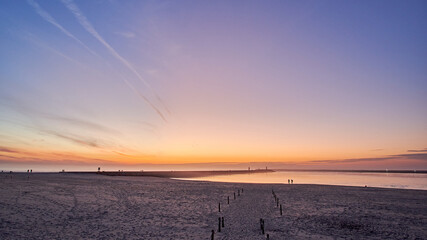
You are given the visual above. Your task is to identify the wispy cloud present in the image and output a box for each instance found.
[307,152,427,164]
[0,97,120,136]
[41,130,101,148]
[308,157,395,164]
[27,0,97,56]
[115,31,136,38]
[112,151,132,157]
[0,154,19,159]
[407,148,427,153]
[393,153,427,160]
[0,153,116,165]
[45,115,119,135]
[0,146,20,154]
[39,129,137,155]
[61,0,168,122]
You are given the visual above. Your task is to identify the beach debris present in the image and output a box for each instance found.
[218,217,221,232]
[211,229,214,240]
[280,204,283,215]
[219,202,221,212]
[267,233,270,239]
[221,217,224,228]
[227,196,229,204]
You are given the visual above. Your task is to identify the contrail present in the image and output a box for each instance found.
[61,0,169,120]
[120,76,167,122]
[24,32,83,67]
[27,0,98,57]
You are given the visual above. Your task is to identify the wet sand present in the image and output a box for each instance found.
[0,173,426,239]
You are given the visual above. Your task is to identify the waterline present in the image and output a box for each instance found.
[179,171,427,190]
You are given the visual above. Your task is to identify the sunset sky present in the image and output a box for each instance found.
[0,0,426,171]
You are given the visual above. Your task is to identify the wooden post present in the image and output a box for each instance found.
[234,192,236,199]
[241,188,243,193]
[221,217,224,227]
[267,234,270,239]
[238,189,240,196]
[227,196,229,204]
[218,217,221,232]
[260,218,263,231]
[262,219,265,234]
[211,230,214,240]
[277,198,279,207]
[219,202,221,212]
[280,204,283,215]
[260,218,265,234]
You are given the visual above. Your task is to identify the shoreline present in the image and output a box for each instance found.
[3,169,426,174]
[174,177,427,191]
[274,169,427,174]
[96,169,274,178]
[2,169,426,191]
[0,169,274,178]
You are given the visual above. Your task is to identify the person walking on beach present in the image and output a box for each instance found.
[291,179,293,184]
[288,179,290,184]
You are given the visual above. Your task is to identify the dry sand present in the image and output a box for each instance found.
[0,173,426,239]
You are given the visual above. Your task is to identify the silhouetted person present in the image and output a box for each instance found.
[291,179,293,184]
[288,179,290,184]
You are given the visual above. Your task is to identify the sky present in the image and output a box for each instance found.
[0,0,426,171]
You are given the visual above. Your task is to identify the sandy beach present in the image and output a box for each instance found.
[0,173,426,239]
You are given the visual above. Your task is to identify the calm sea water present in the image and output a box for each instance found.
[183,171,427,190]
